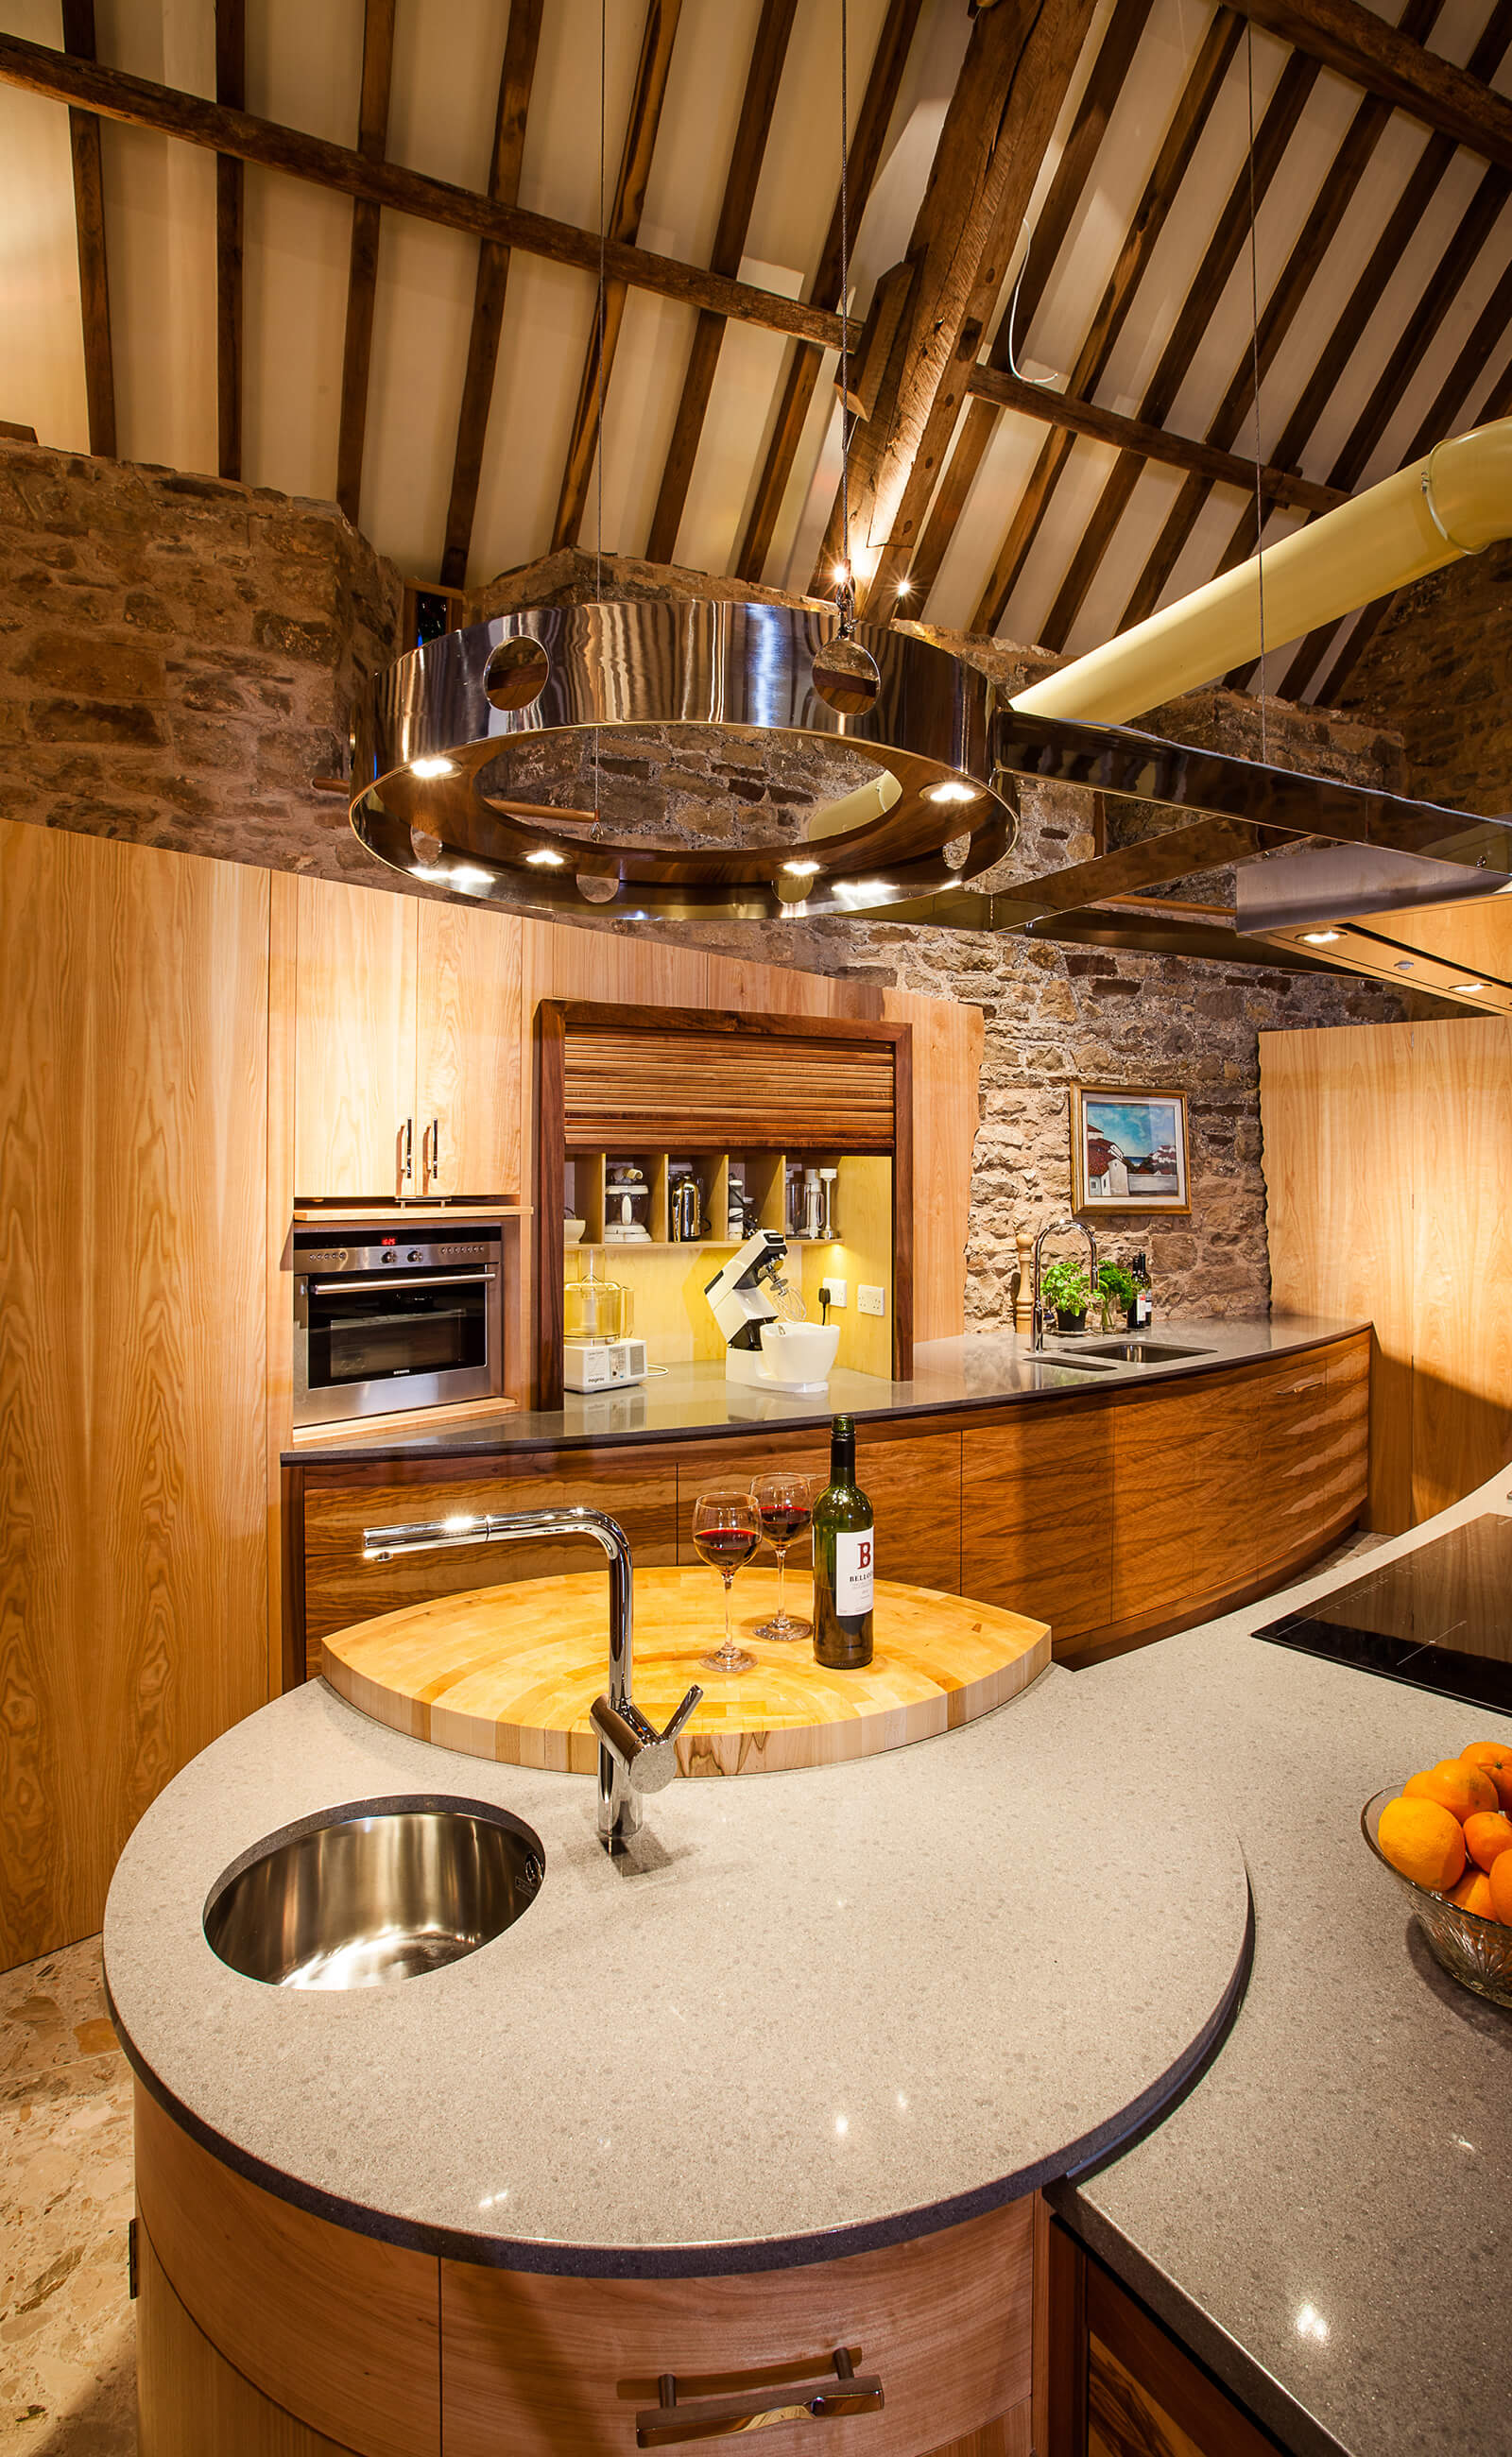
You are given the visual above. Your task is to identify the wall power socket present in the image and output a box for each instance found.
[818,1279,846,1309]
[858,1284,885,1317]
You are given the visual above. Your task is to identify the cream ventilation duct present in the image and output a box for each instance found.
[1007,418,1512,727]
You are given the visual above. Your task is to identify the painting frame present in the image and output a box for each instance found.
[1070,1084,1191,1215]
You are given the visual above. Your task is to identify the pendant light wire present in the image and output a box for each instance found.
[836,0,855,635]
[1246,22,1267,760]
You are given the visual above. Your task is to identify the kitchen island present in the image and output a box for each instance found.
[284,1315,1371,1680]
[108,1468,1512,2457]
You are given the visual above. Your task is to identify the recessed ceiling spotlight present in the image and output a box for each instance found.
[525,848,566,867]
[895,577,912,595]
[925,778,982,805]
[782,858,821,877]
[1395,958,1416,971]
[1448,980,1486,993]
[1300,929,1342,944]
[408,754,455,779]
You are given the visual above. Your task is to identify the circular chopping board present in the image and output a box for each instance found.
[321,1567,1050,1777]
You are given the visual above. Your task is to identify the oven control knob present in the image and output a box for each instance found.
[407,1248,422,1263]
[382,1250,395,1263]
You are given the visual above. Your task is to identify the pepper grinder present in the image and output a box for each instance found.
[1014,1228,1036,1337]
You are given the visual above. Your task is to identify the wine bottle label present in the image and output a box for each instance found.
[834,1529,874,1614]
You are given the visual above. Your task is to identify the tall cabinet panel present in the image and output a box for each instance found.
[0,822,269,1968]
[1410,1017,1512,1521]
[415,901,523,1197]
[293,878,419,1199]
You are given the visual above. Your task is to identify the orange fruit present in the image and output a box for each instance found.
[1403,1761,1498,1822]
[1378,1796,1466,1891]
[1462,1810,1512,1872]
[1459,1742,1512,1813]
[1449,1868,1496,1917]
[1489,1850,1512,1927]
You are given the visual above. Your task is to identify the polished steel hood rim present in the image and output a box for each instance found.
[350,599,1015,920]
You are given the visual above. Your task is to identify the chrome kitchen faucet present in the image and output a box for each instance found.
[1030,1216,1099,1349]
[361,1506,701,1851]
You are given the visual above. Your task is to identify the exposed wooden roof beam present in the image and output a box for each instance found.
[906,0,1156,610]
[438,0,544,585]
[812,0,1098,615]
[969,10,1243,637]
[962,365,1343,511]
[59,1,114,458]
[1036,42,1321,655]
[644,0,798,565]
[1114,0,1444,638]
[1225,0,1512,168]
[214,0,244,481]
[335,0,396,528]
[0,33,860,353]
[1210,0,1512,584]
[734,0,920,586]
[549,0,680,557]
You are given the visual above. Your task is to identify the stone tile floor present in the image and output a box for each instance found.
[1,1938,134,2456]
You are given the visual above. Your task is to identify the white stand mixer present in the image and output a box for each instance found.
[704,1231,840,1393]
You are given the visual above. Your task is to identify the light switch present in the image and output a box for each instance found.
[858,1284,885,1316]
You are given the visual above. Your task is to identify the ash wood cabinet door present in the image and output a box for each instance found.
[293,877,419,1199]
[961,1409,1114,1649]
[414,902,523,1198]
[440,2199,1033,2457]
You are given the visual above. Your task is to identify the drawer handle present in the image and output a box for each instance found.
[636,2351,885,2446]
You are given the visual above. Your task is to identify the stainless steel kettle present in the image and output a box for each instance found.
[671,1175,701,1241]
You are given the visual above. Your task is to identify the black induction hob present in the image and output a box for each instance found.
[1254,1512,1512,1711]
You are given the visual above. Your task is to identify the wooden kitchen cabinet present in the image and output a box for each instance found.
[293,877,521,1200]
[961,1407,1115,1652]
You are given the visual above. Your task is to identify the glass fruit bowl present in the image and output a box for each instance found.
[1362,1786,1512,2007]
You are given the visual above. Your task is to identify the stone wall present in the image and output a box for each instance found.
[0,448,1427,1326]
[1332,539,1512,816]
[0,439,400,877]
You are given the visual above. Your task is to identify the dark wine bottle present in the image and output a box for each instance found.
[812,1415,874,1670]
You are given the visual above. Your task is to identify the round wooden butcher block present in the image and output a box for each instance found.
[320,1567,1051,1777]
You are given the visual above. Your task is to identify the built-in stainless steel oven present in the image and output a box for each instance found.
[293,1228,503,1426]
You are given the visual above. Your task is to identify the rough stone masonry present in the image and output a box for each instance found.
[0,443,1437,1326]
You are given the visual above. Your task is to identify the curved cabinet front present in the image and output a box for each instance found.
[134,2085,1038,2457]
[289,1335,1369,1676]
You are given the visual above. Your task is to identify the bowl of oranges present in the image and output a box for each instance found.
[1364,1741,1512,2006]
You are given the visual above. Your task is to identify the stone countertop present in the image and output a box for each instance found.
[104,1674,1253,2279]
[284,1314,1367,1463]
[1047,1469,1512,2457]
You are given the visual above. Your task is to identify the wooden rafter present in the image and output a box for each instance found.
[905,0,1156,610]
[1035,42,1322,656]
[962,366,1343,511]
[439,0,545,586]
[0,34,862,355]
[550,0,680,558]
[335,0,396,527]
[215,0,245,481]
[812,0,1098,615]
[644,0,798,565]
[1211,0,1512,588]
[1318,337,1512,705]
[1225,0,1512,168]
[59,0,114,458]
[733,0,921,587]
[1114,0,1444,639]
[969,10,1243,639]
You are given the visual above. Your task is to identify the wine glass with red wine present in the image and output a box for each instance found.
[691,1489,763,1675]
[749,1471,814,1641]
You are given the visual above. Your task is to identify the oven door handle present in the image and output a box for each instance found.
[305,1271,498,1294]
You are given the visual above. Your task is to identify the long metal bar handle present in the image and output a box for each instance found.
[422,1115,440,1189]
[399,1115,414,1187]
[635,2351,883,2446]
[311,1271,497,1295]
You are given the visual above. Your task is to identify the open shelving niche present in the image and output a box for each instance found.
[563,1147,895,1378]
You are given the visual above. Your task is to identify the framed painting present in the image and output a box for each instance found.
[1070,1086,1190,1214]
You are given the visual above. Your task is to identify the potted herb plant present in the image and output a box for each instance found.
[1041,1258,1091,1332]
[1096,1259,1137,1332]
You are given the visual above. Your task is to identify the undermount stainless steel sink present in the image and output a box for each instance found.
[1033,1356,1120,1374]
[204,1800,544,1990]
[1075,1339,1214,1365]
